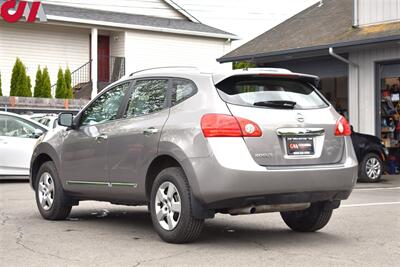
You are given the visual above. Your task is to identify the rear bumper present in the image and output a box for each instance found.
[184,137,358,206]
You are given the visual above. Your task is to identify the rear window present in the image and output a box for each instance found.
[216,76,328,110]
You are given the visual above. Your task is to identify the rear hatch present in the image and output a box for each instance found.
[214,74,345,166]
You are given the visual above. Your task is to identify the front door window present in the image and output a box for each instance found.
[80,82,129,126]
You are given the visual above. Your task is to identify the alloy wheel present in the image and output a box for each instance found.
[366,157,381,180]
[38,172,55,211]
[155,182,182,231]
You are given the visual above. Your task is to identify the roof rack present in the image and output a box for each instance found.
[129,66,199,77]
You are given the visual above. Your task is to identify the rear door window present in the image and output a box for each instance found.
[216,76,328,110]
[124,79,168,118]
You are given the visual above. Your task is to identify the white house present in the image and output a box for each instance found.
[0,0,236,99]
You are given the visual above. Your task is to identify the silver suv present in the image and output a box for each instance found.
[30,67,358,243]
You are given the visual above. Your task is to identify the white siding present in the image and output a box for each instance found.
[124,30,232,74]
[348,46,400,135]
[0,22,90,96]
[42,0,184,20]
[356,0,400,26]
[110,31,125,58]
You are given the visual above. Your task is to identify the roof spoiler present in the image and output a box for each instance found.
[213,69,320,89]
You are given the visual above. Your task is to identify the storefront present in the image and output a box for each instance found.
[377,61,400,173]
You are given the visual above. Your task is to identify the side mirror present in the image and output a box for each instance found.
[33,128,44,138]
[58,113,74,128]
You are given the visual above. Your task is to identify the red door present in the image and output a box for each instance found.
[98,36,110,82]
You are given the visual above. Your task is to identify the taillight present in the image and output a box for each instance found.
[201,114,262,137]
[335,116,351,136]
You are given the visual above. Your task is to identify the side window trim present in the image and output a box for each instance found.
[77,81,132,128]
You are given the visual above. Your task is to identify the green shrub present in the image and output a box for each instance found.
[55,67,66,99]
[64,67,73,99]
[26,76,32,97]
[10,58,29,96]
[0,72,2,96]
[41,67,52,98]
[34,66,43,97]
[233,61,257,70]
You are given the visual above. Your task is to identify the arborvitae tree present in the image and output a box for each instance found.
[55,67,66,99]
[41,67,52,98]
[25,76,32,97]
[64,67,73,99]
[233,61,257,70]
[0,72,2,96]
[34,66,43,97]
[10,58,29,96]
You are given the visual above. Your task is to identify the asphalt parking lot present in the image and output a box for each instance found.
[1,176,399,267]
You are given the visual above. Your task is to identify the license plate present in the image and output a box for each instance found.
[286,137,314,155]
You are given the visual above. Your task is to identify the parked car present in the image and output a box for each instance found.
[37,115,60,129]
[30,68,358,243]
[21,113,47,122]
[351,128,388,183]
[0,112,48,179]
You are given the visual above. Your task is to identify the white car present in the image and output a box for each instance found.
[0,112,48,179]
[37,115,59,129]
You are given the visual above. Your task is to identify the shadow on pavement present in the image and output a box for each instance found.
[355,174,400,189]
[63,207,347,246]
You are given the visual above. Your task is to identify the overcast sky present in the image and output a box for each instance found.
[175,0,318,47]
[43,0,319,48]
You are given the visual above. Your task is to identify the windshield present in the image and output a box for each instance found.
[216,76,328,110]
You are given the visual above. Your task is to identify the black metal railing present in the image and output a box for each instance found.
[71,60,92,88]
[98,56,125,83]
[50,56,125,96]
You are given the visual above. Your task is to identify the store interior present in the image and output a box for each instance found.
[379,62,400,174]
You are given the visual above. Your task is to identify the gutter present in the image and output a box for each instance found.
[328,47,360,131]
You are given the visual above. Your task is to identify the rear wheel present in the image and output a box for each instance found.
[150,167,204,243]
[358,153,383,183]
[35,161,72,220]
[281,202,333,232]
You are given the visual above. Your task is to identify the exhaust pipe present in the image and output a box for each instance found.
[228,203,310,215]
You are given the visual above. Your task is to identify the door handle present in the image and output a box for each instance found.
[143,128,159,136]
[95,134,108,142]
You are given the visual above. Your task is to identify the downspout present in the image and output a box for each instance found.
[328,47,360,131]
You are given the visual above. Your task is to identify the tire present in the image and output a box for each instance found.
[281,202,333,232]
[358,153,383,183]
[150,167,204,244]
[35,161,72,220]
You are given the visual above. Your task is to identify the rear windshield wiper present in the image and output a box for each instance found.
[253,100,297,109]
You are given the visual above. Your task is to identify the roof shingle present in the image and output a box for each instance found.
[42,3,236,39]
[219,0,400,62]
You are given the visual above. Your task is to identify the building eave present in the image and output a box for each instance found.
[162,0,201,23]
[217,34,400,63]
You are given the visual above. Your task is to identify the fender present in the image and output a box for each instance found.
[156,142,214,219]
[30,142,61,189]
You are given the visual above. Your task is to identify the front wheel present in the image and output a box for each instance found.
[150,167,204,243]
[358,153,383,183]
[35,161,72,220]
[281,202,333,232]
